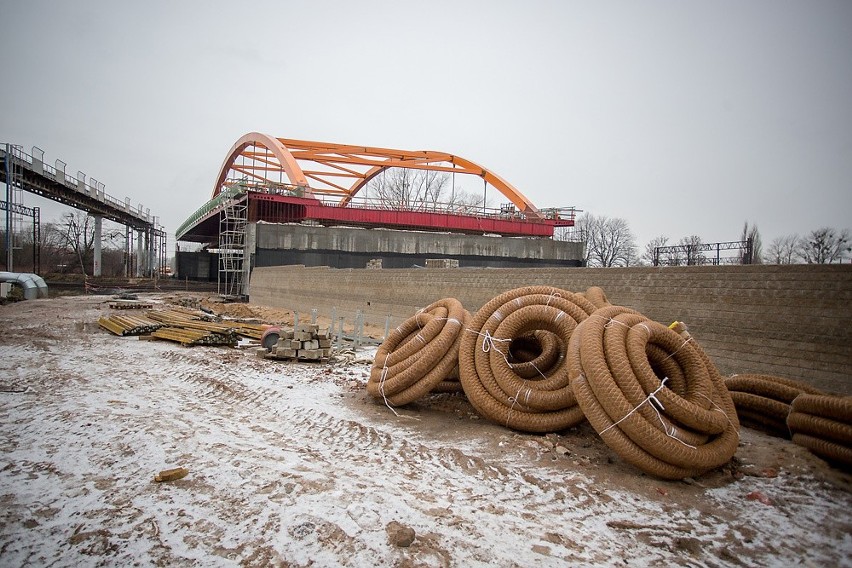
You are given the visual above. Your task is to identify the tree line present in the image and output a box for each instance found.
[1,211,126,276]
[556,214,850,267]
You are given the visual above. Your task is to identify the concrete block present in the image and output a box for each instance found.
[297,349,321,360]
[296,323,319,334]
[303,339,319,350]
[294,331,313,341]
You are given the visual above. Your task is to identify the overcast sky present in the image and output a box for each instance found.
[2,1,850,252]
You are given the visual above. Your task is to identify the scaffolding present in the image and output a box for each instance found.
[217,193,247,299]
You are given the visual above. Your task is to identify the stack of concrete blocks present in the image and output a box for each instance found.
[425,258,459,269]
[268,323,333,361]
[366,258,383,269]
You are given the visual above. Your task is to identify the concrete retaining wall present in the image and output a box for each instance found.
[249,264,852,394]
[254,224,584,268]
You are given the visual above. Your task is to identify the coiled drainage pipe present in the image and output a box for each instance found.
[367,298,470,406]
[788,394,852,467]
[569,307,740,480]
[458,286,597,433]
[724,374,824,437]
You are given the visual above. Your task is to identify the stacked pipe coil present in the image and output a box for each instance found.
[367,298,471,406]
[581,286,611,310]
[724,374,824,437]
[366,286,846,478]
[568,309,740,480]
[788,394,852,468]
[458,286,598,433]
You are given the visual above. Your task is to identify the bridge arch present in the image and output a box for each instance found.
[213,133,541,218]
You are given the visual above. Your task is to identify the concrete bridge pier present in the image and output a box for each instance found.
[92,215,102,277]
[148,223,156,277]
[136,229,144,277]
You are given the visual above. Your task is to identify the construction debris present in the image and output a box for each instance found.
[265,323,332,362]
[425,258,459,269]
[154,467,190,483]
[108,300,152,309]
[97,299,337,357]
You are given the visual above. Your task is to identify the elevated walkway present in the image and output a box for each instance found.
[2,144,166,276]
[1,145,156,231]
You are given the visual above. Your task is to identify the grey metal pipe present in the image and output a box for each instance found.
[0,272,48,300]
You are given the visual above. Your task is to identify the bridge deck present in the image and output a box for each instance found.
[179,191,575,243]
[1,146,155,231]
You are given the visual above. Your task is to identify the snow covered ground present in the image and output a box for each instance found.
[1,293,850,567]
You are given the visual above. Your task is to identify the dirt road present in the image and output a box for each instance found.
[1,294,850,567]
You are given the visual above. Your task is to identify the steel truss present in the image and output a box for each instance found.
[653,239,754,266]
[0,199,40,272]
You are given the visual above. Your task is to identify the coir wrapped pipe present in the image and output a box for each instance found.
[788,394,852,468]
[458,286,597,433]
[791,433,852,468]
[368,298,471,406]
[569,307,740,480]
[725,374,825,438]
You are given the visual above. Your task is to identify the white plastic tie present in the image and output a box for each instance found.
[378,353,400,417]
[546,289,562,306]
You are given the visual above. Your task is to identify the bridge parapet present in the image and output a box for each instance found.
[1,144,158,230]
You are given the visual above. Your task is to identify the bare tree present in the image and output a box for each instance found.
[363,168,485,213]
[766,234,798,264]
[796,227,851,264]
[552,225,583,242]
[59,212,122,275]
[642,235,674,266]
[576,213,638,267]
[740,221,763,264]
[678,235,706,266]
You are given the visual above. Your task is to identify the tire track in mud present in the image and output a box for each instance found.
[152,348,841,567]
[160,347,572,501]
[160,350,289,409]
[155,348,615,564]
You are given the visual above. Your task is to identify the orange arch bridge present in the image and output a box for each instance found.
[177,133,576,241]
[215,132,544,217]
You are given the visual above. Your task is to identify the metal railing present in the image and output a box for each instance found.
[1,144,156,226]
[228,179,577,223]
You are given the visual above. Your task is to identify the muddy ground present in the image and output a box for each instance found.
[0,293,850,567]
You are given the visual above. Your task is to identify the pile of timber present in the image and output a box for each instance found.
[145,309,238,346]
[150,326,236,347]
[98,314,163,336]
[265,323,333,362]
[99,304,273,348]
[228,322,270,340]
